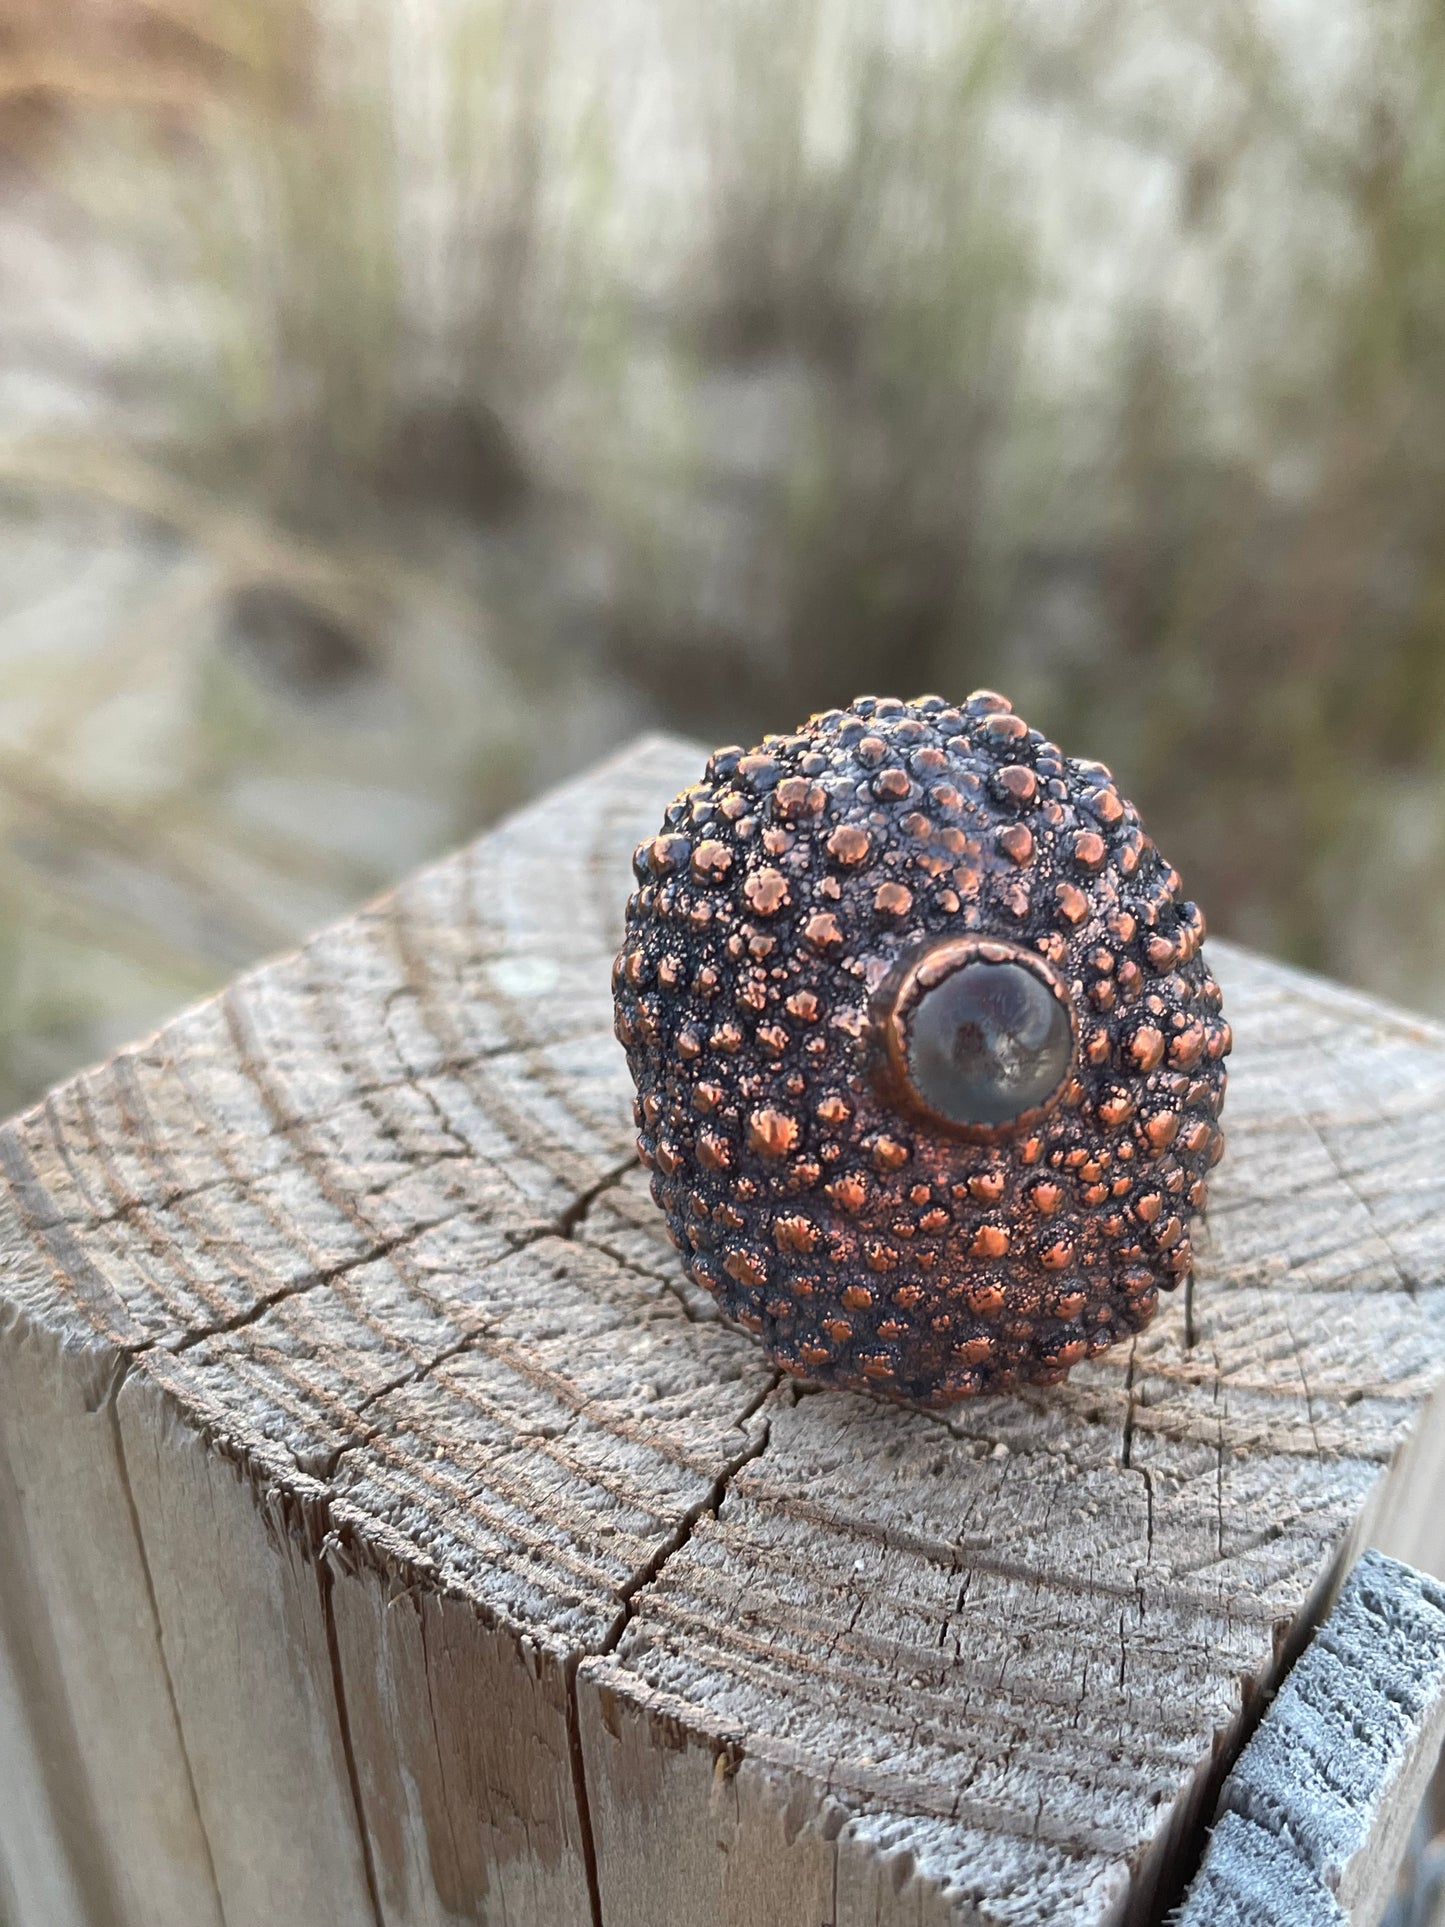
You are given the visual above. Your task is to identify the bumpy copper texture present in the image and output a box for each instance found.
[612,693,1229,1407]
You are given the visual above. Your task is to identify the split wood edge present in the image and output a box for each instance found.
[1177,1549,1445,1927]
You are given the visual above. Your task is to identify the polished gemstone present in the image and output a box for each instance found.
[906,959,1071,1126]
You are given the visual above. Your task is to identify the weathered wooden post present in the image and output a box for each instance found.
[2,734,1445,1927]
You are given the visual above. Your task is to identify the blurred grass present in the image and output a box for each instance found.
[1,0,1445,1113]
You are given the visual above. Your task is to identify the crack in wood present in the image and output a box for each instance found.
[555,1158,640,1241]
[106,1364,228,1927]
[315,1545,386,1927]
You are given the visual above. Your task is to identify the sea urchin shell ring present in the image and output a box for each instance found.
[613,691,1229,1408]
[870,937,1079,1144]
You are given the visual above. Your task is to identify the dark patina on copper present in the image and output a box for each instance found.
[612,692,1229,1407]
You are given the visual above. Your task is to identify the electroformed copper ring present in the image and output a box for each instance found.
[612,690,1230,1409]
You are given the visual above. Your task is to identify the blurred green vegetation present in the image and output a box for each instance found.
[2,0,1445,1112]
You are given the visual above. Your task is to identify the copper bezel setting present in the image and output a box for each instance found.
[868,935,1081,1144]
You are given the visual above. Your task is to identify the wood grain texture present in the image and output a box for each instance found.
[1177,1550,1445,1927]
[2,732,1445,1926]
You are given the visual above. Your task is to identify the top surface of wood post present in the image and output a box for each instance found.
[5,733,1445,1926]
